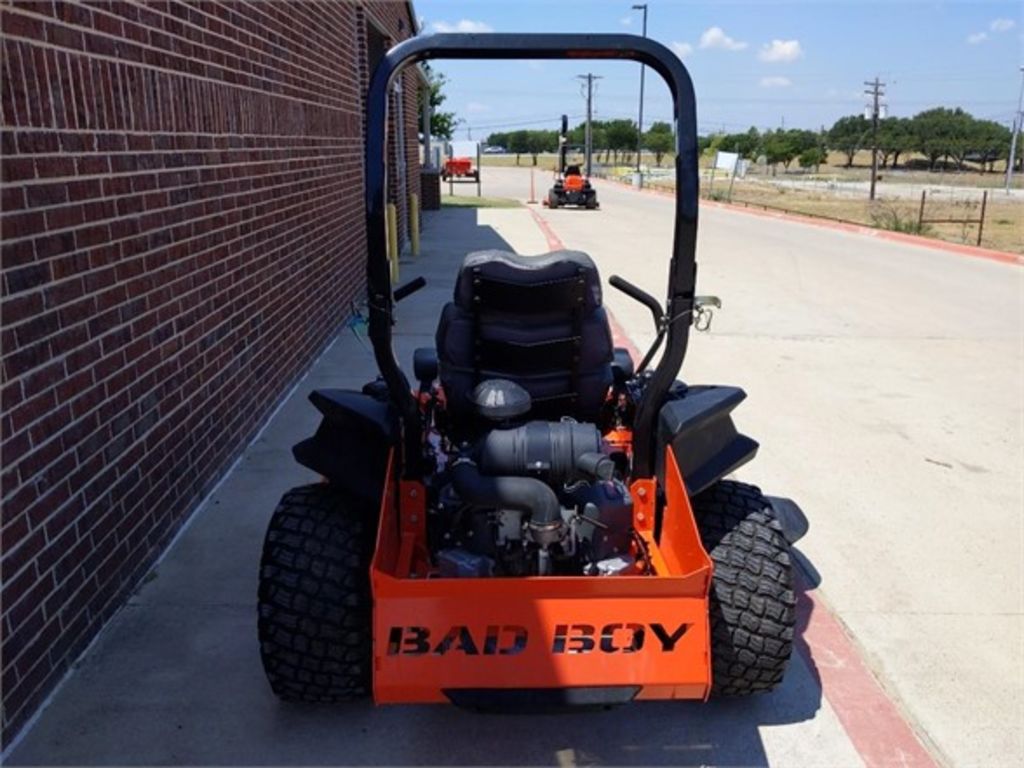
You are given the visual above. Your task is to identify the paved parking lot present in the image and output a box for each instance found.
[7,170,1022,766]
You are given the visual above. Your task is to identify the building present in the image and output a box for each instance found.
[0,0,421,745]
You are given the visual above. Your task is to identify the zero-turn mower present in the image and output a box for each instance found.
[547,114,598,209]
[258,33,806,709]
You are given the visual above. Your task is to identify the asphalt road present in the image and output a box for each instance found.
[7,169,1021,767]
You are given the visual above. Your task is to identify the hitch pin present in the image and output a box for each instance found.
[693,295,720,332]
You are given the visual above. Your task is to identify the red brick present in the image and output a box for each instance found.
[0,0,421,747]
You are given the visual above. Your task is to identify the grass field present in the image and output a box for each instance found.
[631,177,1021,253]
[440,194,521,209]
[716,182,1020,253]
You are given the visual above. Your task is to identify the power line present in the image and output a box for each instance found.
[461,114,587,131]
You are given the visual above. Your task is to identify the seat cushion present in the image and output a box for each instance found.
[438,250,614,424]
[454,249,603,315]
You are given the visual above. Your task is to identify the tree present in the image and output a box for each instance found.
[526,130,557,165]
[701,132,725,162]
[799,147,827,169]
[911,107,973,170]
[718,127,761,158]
[420,63,457,140]
[876,117,914,168]
[507,130,530,165]
[604,119,638,164]
[644,121,674,165]
[568,122,587,147]
[762,130,800,171]
[486,131,510,149]
[828,115,871,167]
[970,119,1012,172]
[943,108,975,170]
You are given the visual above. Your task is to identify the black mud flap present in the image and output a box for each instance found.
[656,384,758,498]
[443,686,640,713]
[766,496,810,544]
[292,388,398,506]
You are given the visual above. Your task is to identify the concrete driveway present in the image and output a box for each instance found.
[7,170,1022,767]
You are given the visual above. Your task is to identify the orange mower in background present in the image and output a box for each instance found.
[258,33,809,711]
[547,114,599,209]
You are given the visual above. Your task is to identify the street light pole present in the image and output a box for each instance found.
[1005,66,1024,192]
[632,3,647,187]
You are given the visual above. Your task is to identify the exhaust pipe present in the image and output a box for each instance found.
[451,457,562,536]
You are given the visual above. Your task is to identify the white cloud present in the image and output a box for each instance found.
[466,102,490,114]
[620,16,633,26]
[990,18,1016,32]
[966,31,988,44]
[430,19,493,33]
[759,39,802,62]
[672,41,694,59]
[760,76,792,88]
[698,26,748,51]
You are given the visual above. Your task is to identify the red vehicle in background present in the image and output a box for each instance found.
[442,141,480,181]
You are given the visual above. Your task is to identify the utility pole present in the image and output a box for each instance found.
[864,77,886,201]
[1005,66,1024,192]
[632,3,648,185]
[576,73,602,177]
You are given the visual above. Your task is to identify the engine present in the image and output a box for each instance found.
[427,419,637,577]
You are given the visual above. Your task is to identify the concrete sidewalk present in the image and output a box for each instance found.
[7,205,867,767]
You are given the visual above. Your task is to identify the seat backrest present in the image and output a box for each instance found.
[436,250,614,425]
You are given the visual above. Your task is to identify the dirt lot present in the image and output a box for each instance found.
[479,150,1021,252]
[706,179,1022,254]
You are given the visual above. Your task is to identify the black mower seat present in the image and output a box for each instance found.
[436,249,614,424]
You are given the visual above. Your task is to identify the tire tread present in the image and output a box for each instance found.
[693,480,796,696]
[257,485,373,702]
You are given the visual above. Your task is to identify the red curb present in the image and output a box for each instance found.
[600,176,1022,267]
[526,205,564,252]
[797,579,939,768]
[526,203,940,768]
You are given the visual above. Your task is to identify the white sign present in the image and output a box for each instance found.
[714,151,739,172]
[448,140,479,158]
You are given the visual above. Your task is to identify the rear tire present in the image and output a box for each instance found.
[692,480,796,696]
[258,484,375,702]
[548,191,560,208]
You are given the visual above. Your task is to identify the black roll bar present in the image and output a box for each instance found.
[365,33,699,479]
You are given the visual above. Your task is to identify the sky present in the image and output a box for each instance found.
[413,0,1022,139]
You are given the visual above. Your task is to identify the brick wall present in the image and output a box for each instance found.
[0,0,420,745]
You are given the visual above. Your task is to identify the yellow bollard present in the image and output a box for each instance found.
[386,202,399,282]
[409,193,420,256]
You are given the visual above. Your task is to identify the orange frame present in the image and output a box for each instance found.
[369,445,714,704]
[563,173,586,192]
